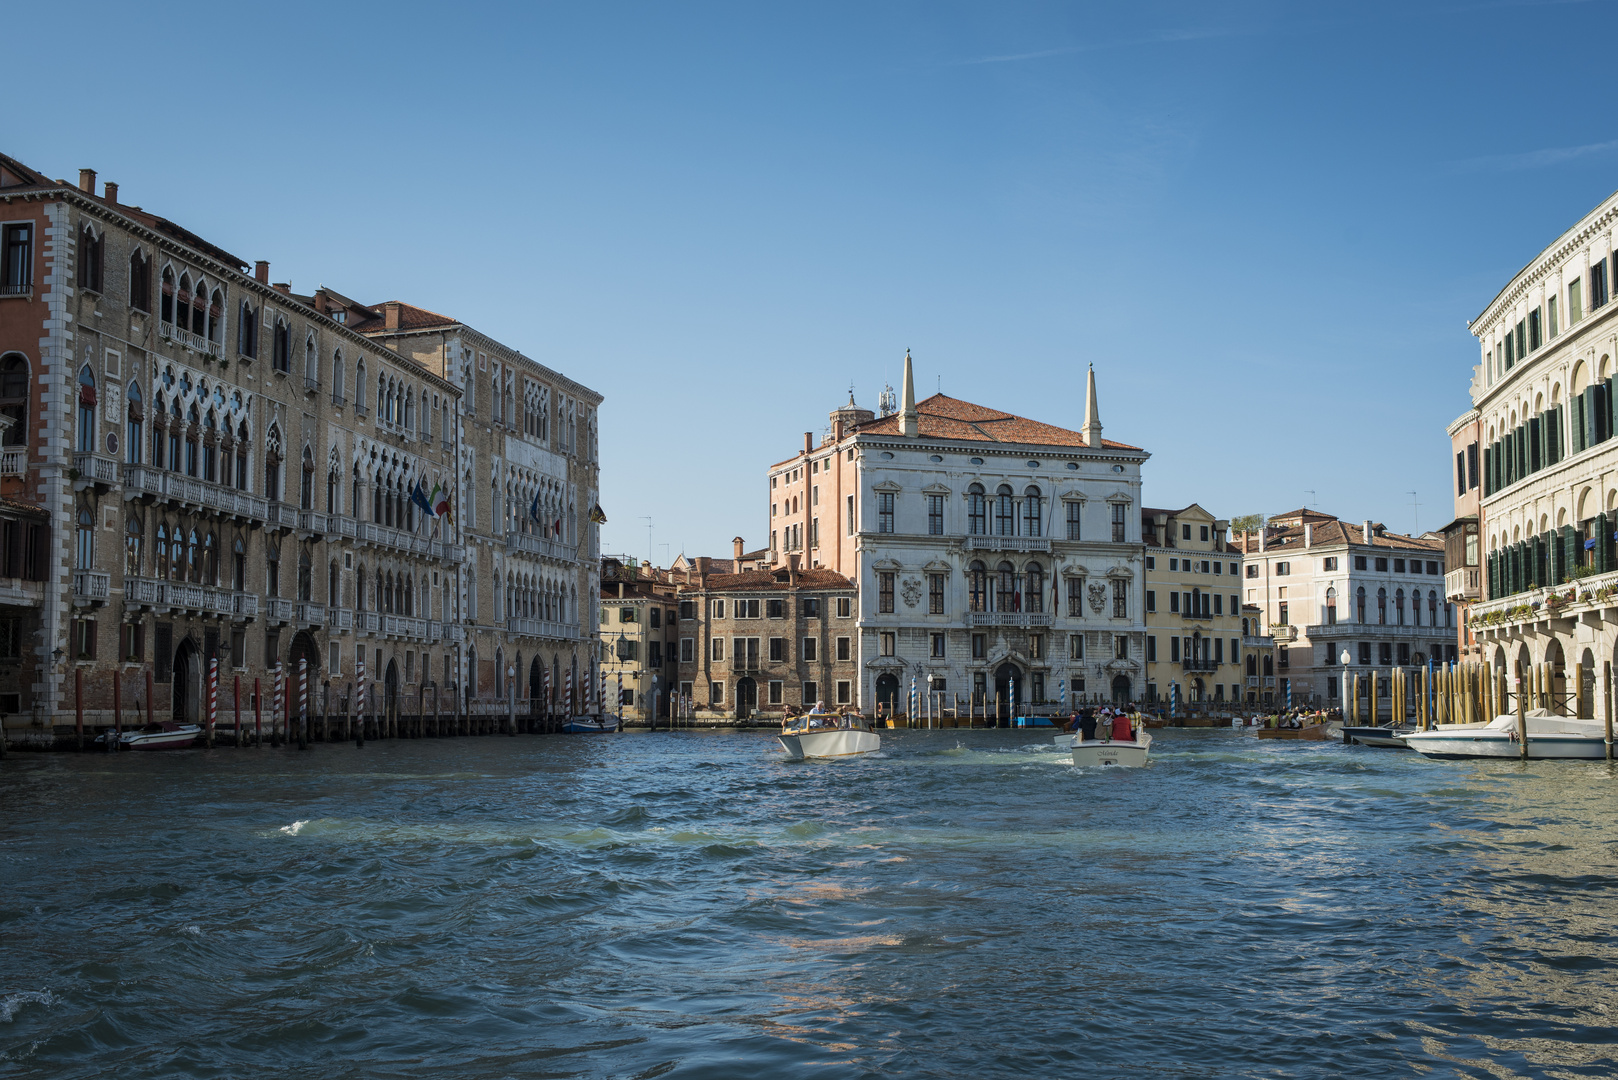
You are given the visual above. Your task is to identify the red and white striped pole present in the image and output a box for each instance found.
[273,662,283,746]
[298,657,308,750]
[207,657,218,746]
[356,654,367,746]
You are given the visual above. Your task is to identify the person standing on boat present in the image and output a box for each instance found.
[1078,709,1099,742]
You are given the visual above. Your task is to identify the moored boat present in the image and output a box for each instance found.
[1070,731,1152,767]
[562,715,621,733]
[94,722,202,750]
[777,711,880,760]
[1340,724,1415,748]
[1254,722,1330,740]
[1401,713,1610,759]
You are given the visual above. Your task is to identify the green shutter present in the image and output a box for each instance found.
[1599,512,1611,575]
[1530,415,1543,472]
[1562,524,1577,582]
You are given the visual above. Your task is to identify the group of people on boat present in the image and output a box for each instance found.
[1063,706,1140,743]
[1264,708,1332,729]
[783,703,865,731]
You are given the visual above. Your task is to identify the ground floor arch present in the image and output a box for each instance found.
[1111,674,1132,703]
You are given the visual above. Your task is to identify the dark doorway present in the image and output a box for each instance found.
[529,656,543,710]
[384,659,400,717]
[995,662,1022,724]
[172,637,200,725]
[1110,674,1132,704]
[736,676,757,719]
[876,673,899,715]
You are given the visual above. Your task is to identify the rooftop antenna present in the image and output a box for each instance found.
[1408,491,1420,533]
[640,516,653,565]
[1304,490,1316,508]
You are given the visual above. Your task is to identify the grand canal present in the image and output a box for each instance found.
[3,729,1616,1077]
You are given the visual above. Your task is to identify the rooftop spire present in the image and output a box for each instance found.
[900,348,918,437]
[1081,362,1102,447]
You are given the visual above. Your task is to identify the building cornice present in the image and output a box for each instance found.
[1474,188,1618,335]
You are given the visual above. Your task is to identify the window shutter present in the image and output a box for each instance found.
[1529,416,1542,472]
[1562,524,1577,582]
[1599,512,1612,575]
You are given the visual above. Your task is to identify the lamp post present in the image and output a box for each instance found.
[926,671,934,730]
[1340,649,1352,724]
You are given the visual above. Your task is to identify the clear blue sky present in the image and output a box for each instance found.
[12,1,1617,559]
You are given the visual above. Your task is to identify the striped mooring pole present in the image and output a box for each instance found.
[298,657,309,750]
[207,657,218,748]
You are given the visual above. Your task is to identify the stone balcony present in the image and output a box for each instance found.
[123,465,271,525]
[964,611,1054,628]
[1446,566,1482,603]
[506,616,574,640]
[73,452,120,493]
[962,536,1052,554]
[0,447,24,475]
[1302,622,1453,640]
[505,530,576,564]
[71,569,110,607]
[295,602,325,628]
[124,575,239,618]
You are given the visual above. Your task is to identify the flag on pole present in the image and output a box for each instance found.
[411,479,435,518]
[588,504,608,524]
[433,484,453,523]
[530,489,542,525]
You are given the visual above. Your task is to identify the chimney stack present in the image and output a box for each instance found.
[313,292,328,315]
[788,552,800,588]
[833,417,844,441]
[1304,524,1313,548]
[272,283,291,295]
[1259,527,1266,553]
[385,302,402,330]
[733,537,745,560]
[103,181,118,205]
[803,432,812,455]
[78,169,96,193]
[255,261,269,284]
[1364,520,1373,545]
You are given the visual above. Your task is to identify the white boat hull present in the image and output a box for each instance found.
[777,727,881,760]
[1403,714,1612,760]
[1071,732,1152,767]
[1053,733,1077,750]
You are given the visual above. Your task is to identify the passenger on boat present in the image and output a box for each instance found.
[1079,710,1099,741]
[1111,713,1133,743]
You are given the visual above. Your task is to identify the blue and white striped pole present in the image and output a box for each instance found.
[909,675,917,727]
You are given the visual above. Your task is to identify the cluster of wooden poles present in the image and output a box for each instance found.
[1346,661,1536,730]
[48,658,558,756]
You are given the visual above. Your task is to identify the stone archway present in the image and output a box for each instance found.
[172,637,201,725]
[875,673,900,715]
[736,677,757,720]
[1545,638,1567,715]
[384,658,400,717]
[994,662,1023,723]
[1110,674,1132,704]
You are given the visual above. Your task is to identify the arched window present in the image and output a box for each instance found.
[0,353,27,446]
[74,507,95,570]
[332,351,345,403]
[1324,587,1336,625]
[378,374,387,421]
[155,524,169,579]
[373,470,384,523]
[351,465,362,517]
[1411,587,1421,626]
[1023,486,1043,537]
[1025,561,1045,613]
[356,361,367,410]
[326,463,339,513]
[299,446,314,509]
[184,404,200,477]
[186,528,199,583]
[77,223,103,292]
[297,546,312,602]
[328,559,340,604]
[235,423,249,490]
[1356,586,1366,623]
[76,365,96,453]
[236,300,258,357]
[160,266,176,323]
[403,575,413,616]
[357,565,367,611]
[207,288,223,344]
[304,334,318,384]
[272,318,291,372]
[126,381,143,465]
[995,485,1015,536]
[129,249,151,313]
[264,425,282,502]
[233,538,245,591]
[1395,587,1405,625]
[404,389,415,431]
[203,532,218,585]
[1377,587,1387,625]
[167,398,181,473]
[124,516,143,577]
[1429,591,1439,625]
[996,560,1016,612]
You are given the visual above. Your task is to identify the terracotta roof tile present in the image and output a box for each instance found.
[854,393,1141,451]
[688,568,854,591]
[350,301,460,333]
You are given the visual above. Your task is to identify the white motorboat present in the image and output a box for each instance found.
[1053,733,1078,750]
[93,722,202,750]
[1071,732,1152,767]
[1401,712,1611,760]
[777,712,880,760]
[562,715,620,734]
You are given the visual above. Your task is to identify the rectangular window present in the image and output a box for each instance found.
[973,633,986,659]
[837,597,852,618]
[1067,578,1084,617]
[1427,561,1440,575]
[930,633,945,658]
[1571,278,1584,324]
[847,494,854,535]
[2,223,32,293]
[1275,562,1289,575]
[712,599,726,619]
[1549,294,1559,337]
[836,680,851,705]
[1169,591,1179,613]
[879,572,895,613]
[1214,637,1224,664]
[1245,564,1258,578]
[928,573,945,614]
[1322,557,1337,571]
[1528,307,1542,350]
[1595,260,1609,308]
[1145,590,1156,613]
[1145,556,1155,570]
[801,597,820,618]
[711,637,725,662]
[802,681,818,705]
[769,637,785,662]
[880,631,895,657]
[878,491,895,533]
[768,680,783,705]
[1393,558,1405,573]
[122,621,144,662]
[836,636,850,660]
[1070,633,1084,660]
[1170,636,1181,661]
[802,637,817,662]
[1111,503,1127,542]
[620,606,637,623]
[1146,635,1156,662]
[738,598,760,619]
[710,681,724,704]
[1359,641,1371,665]
[1066,502,1082,540]
[679,600,695,620]
[1375,557,1388,572]
[650,641,663,666]
[767,598,783,619]
[1355,556,1368,570]
[927,494,944,535]
[1213,594,1223,615]
[265,628,279,668]
[650,608,661,629]
[680,637,694,663]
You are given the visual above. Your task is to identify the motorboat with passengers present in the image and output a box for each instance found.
[777,706,881,760]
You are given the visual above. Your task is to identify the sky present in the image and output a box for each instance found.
[11,0,1618,561]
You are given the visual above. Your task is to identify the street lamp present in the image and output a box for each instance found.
[926,671,934,729]
[1340,649,1352,723]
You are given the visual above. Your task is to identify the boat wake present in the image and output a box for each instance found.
[0,991,53,1023]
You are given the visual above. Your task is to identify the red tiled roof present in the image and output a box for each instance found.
[687,568,854,592]
[853,394,1141,451]
[350,301,460,334]
[1251,517,1441,553]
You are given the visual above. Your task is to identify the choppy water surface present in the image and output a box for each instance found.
[4,729,1618,1078]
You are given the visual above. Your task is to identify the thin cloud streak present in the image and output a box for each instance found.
[963,26,1255,65]
[1457,138,1618,172]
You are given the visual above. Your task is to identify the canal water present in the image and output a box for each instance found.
[3,729,1617,1078]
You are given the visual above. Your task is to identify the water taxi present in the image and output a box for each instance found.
[93,722,202,750]
[1070,731,1152,767]
[777,710,880,760]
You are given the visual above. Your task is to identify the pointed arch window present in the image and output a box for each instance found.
[166,397,181,472]
[332,351,345,404]
[298,545,312,601]
[272,318,291,372]
[235,423,249,490]
[356,361,367,411]
[237,300,258,357]
[202,411,217,482]
[186,528,200,583]
[125,516,142,577]
[0,352,29,446]
[233,538,245,591]
[129,249,151,313]
[160,266,176,323]
[304,334,318,385]
[155,524,169,579]
[184,405,199,477]
[77,223,103,292]
[203,532,218,585]
[126,381,143,465]
[207,288,223,344]
[264,425,282,502]
[76,365,97,453]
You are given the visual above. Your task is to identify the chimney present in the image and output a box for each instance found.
[803,432,812,455]
[1304,524,1312,548]
[1259,528,1266,553]
[697,556,711,589]
[1363,520,1373,546]
[833,417,844,441]
[78,168,96,193]
[385,302,402,330]
[313,292,328,315]
[103,181,118,205]
[733,537,744,560]
[272,283,291,295]
[254,261,269,284]
[788,552,800,588]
